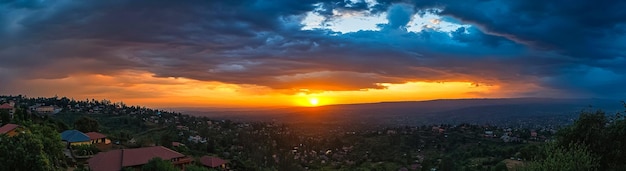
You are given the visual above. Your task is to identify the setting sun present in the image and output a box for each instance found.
[308,97,320,106]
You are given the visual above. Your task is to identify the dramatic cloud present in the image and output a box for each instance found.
[1,0,625,105]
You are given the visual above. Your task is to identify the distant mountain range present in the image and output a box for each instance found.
[179,98,624,127]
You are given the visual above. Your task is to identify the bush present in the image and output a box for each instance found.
[72,144,100,156]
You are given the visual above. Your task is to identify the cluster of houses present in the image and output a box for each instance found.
[0,123,228,171]
[0,100,62,117]
[484,128,548,143]
[60,130,111,150]
[57,129,228,170]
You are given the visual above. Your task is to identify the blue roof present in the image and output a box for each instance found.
[61,130,90,142]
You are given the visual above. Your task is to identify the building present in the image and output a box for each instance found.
[87,146,193,171]
[86,132,112,150]
[0,103,14,118]
[188,135,207,143]
[199,156,228,169]
[485,131,495,138]
[35,105,62,114]
[172,142,184,147]
[0,124,22,137]
[61,130,91,147]
[86,132,110,144]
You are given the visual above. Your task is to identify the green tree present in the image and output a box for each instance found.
[1,110,10,125]
[75,165,89,171]
[0,133,56,171]
[493,161,507,171]
[555,108,626,170]
[557,110,606,151]
[121,167,135,171]
[160,133,173,148]
[73,144,100,156]
[439,157,456,171]
[74,116,100,132]
[30,124,66,168]
[518,143,597,171]
[603,118,626,169]
[185,165,210,171]
[13,107,27,123]
[141,157,180,171]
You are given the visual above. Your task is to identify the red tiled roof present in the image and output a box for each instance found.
[86,150,123,171]
[0,124,19,134]
[199,156,227,168]
[86,132,107,140]
[88,146,185,171]
[122,146,185,167]
[0,103,12,109]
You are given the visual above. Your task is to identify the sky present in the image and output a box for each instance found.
[1,0,625,108]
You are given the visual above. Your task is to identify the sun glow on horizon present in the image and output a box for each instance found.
[295,95,329,107]
[5,70,517,108]
[308,97,320,106]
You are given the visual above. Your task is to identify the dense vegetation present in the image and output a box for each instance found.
[519,107,626,171]
[0,112,66,170]
[0,95,624,170]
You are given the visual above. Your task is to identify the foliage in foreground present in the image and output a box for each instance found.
[520,104,626,170]
[185,164,211,171]
[141,157,180,171]
[72,144,100,156]
[518,143,597,171]
[0,124,65,171]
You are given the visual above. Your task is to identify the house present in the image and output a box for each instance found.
[35,105,62,114]
[87,146,193,171]
[86,132,112,151]
[172,142,184,147]
[484,131,495,138]
[0,103,14,118]
[188,135,207,143]
[199,156,228,169]
[176,125,189,131]
[86,132,110,144]
[29,104,41,111]
[431,126,445,134]
[0,124,22,137]
[61,130,91,147]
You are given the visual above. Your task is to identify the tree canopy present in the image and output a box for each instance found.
[556,109,626,170]
[73,116,100,133]
[141,157,179,171]
[522,105,626,170]
[519,143,598,171]
[0,124,65,171]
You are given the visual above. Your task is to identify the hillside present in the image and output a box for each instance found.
[181,98,624,127]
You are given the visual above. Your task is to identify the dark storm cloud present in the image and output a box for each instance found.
[381,4,414,30]
[1,0,625,97]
